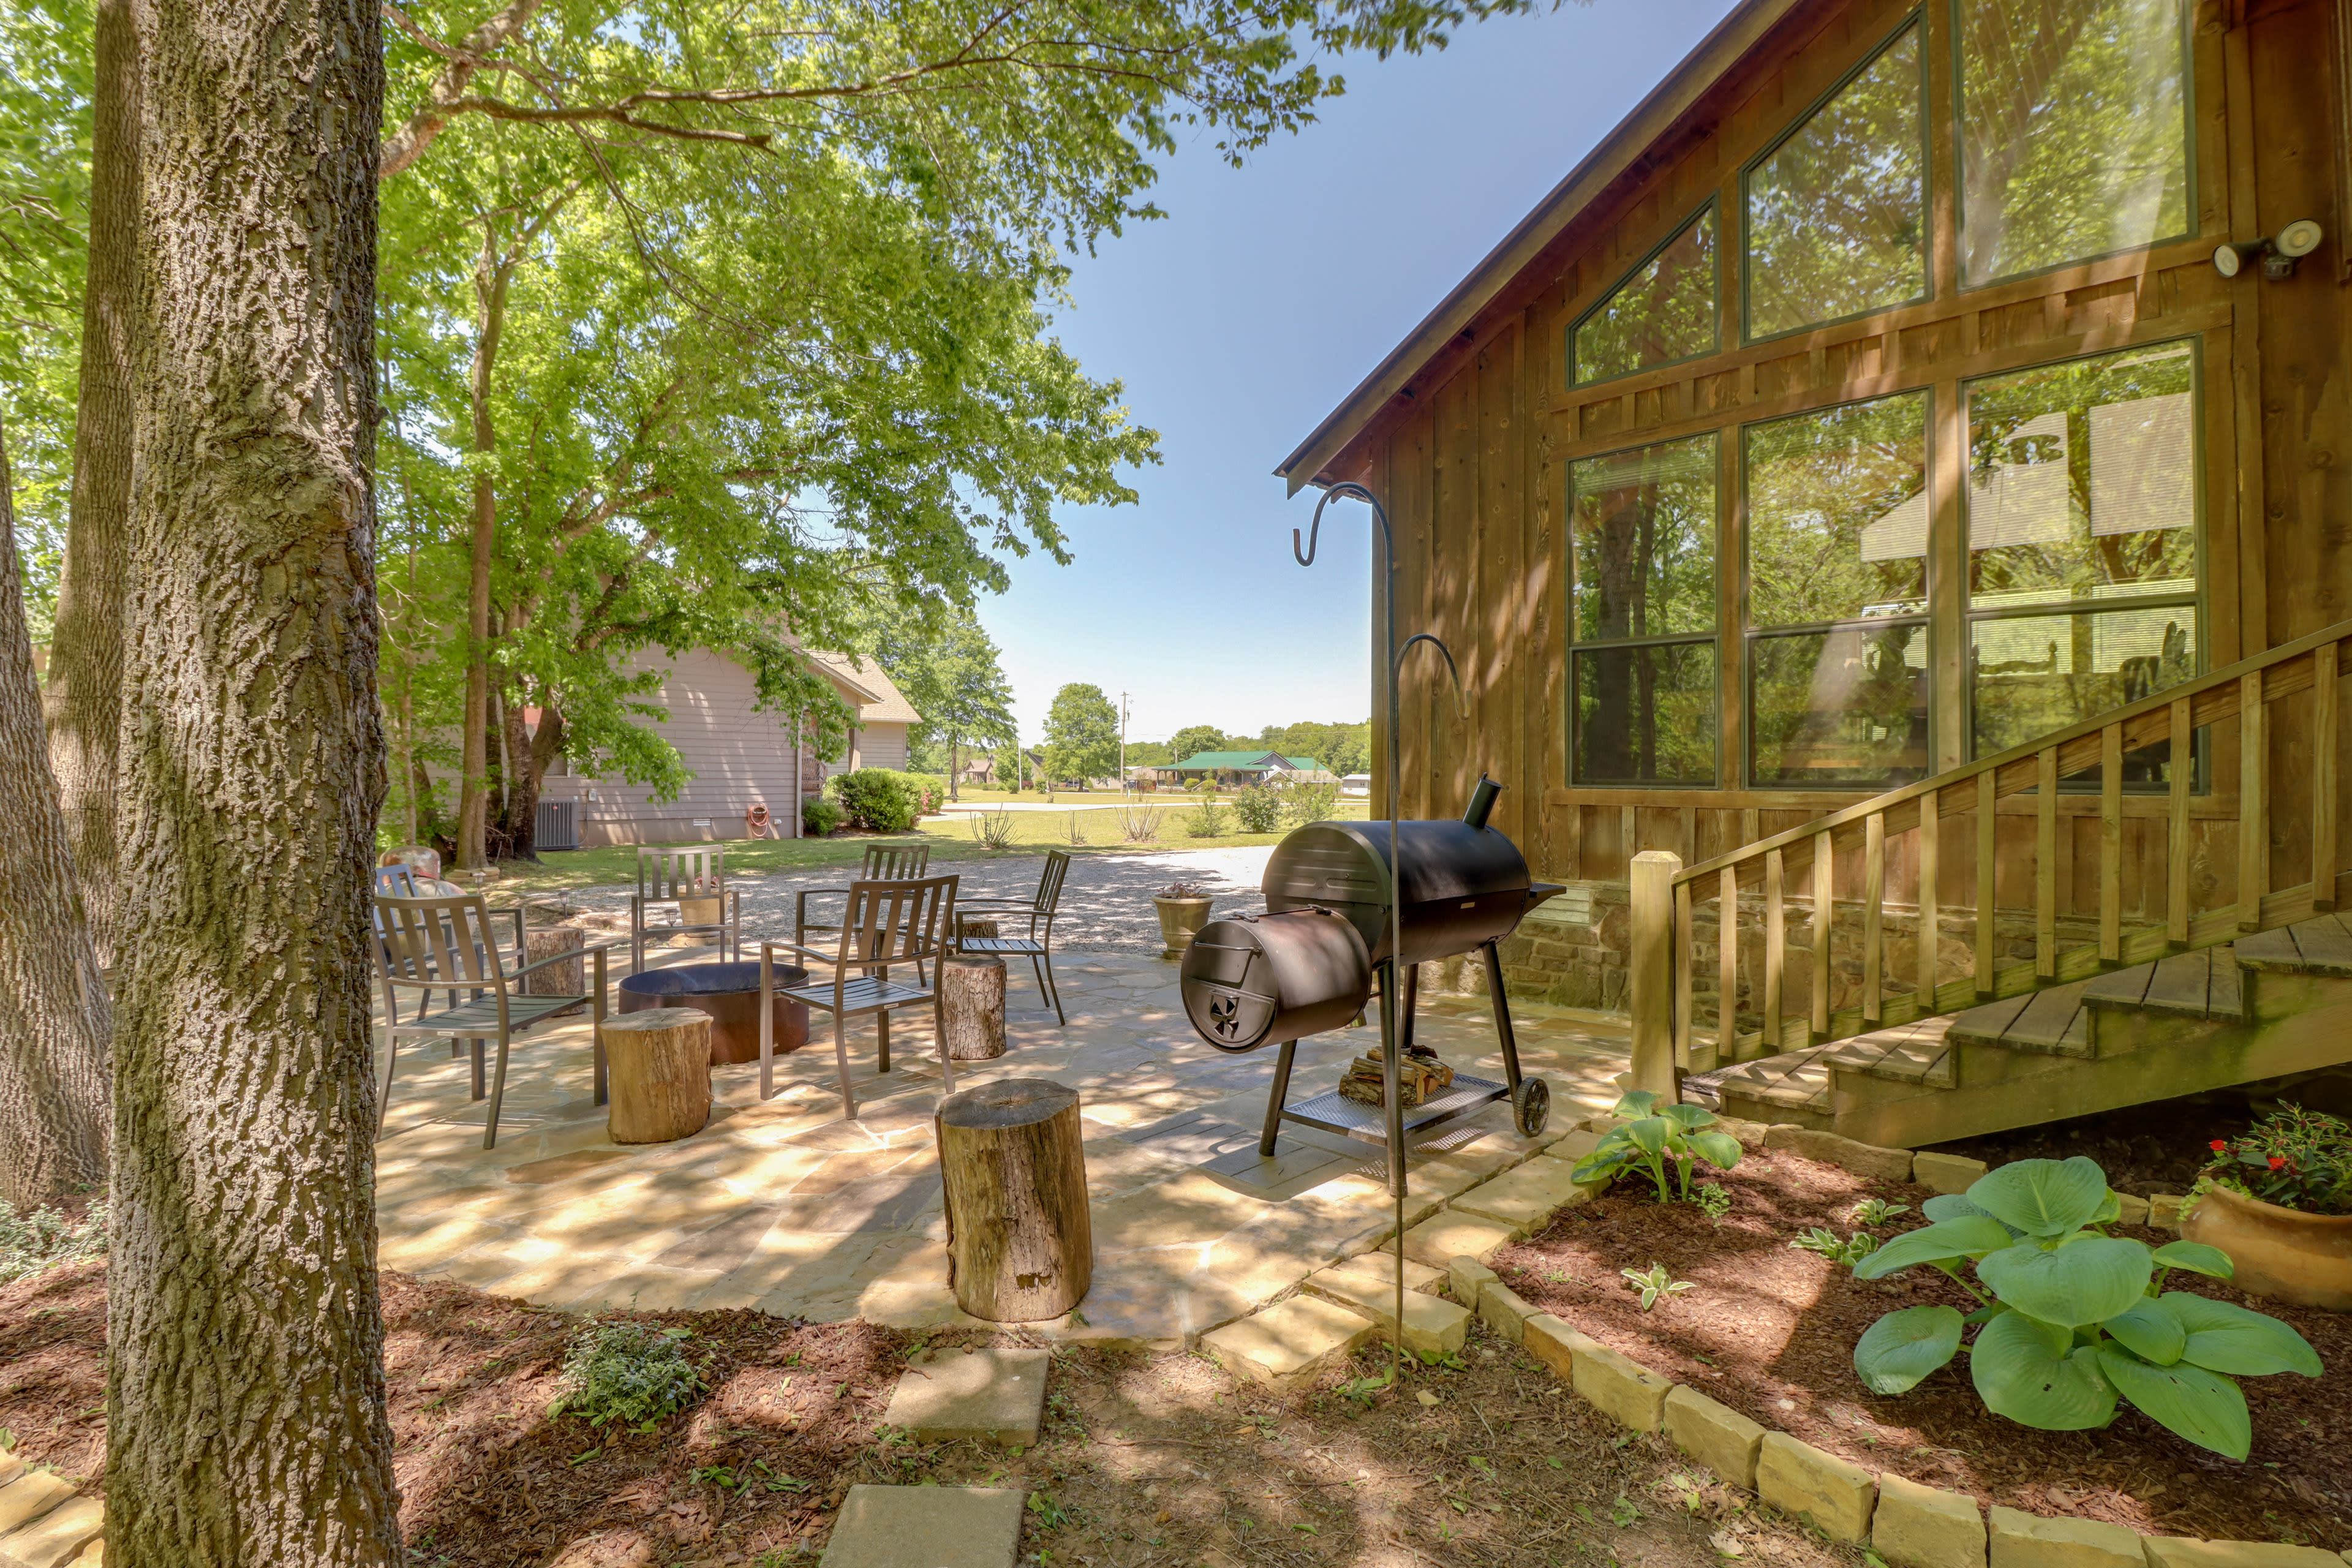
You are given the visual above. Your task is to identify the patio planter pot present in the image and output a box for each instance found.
[2181,1183,2352,1310]
[1153,897,1213,960]
[676,894,724,943]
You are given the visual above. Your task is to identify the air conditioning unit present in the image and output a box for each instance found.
[535,799,579,851]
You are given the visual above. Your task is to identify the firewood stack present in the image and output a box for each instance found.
[1337,1046,1454,1109]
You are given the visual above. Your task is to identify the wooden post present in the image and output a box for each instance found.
[602,1006,712,1144]
[938,1078,1091,1322]
[941,954,1008,1061]
[1629,850,1683,1102]
[522,924,585,1016]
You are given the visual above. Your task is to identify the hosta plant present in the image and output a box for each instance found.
[1569,1090,1743,1205]
[1849,1156,2321,1458]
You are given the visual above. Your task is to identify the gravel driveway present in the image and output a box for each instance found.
[569,846,1275,956]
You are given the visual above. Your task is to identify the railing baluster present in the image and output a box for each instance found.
[1764,848,1785,1054]
[1917,788,1939,1011]
[1673,879,1694,1067]
[2036,747,2058,979]
[1863,812,1885,1026]
[2099,725,2122,964]
[2316,641,2339,912]
[2168,696,2192,946]
[1812,829,1833,1044]
[1719,866,1739,1061]
[2240,671,2266,931]
[1977,771,1997,995]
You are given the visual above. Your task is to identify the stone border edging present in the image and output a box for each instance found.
[1455,1254,2341,1568]
[0,1452,104,1568]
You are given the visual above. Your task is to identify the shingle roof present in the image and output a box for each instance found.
[804,649,921,725]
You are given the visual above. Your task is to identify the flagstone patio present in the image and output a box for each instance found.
[372,947,1635,1350]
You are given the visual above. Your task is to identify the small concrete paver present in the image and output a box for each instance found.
[0,1493,104,1568]
[881,1348,1049,1446]
[818,1484,1026,1568]
[1300,1264,1472,1355]
[0,1471,75,1536]
[1399,1209,1524,1268]
[372,943,1635,1344]
[1201,1293,1374,1386]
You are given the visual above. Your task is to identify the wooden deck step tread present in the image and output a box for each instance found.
[1816,1016,1958,1087]
[2236,914,2352,977]
[1950,979,2093,1057]
[1686,1047,1833,1112]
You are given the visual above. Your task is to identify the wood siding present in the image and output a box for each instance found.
[548,649,805,845]
[1329,0,2352,916]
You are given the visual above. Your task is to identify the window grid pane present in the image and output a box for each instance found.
[1745,23,1928,340]
[1575,641,1720,785]
[1569,433,1719,645]
[1750,623,1932,787]
[1574,208,1719,386]
[1746,390,1932,631]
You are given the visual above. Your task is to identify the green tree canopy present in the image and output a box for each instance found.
[860,604,1016,796]
[1167,723,1232,761]
[1043,683,1121,783]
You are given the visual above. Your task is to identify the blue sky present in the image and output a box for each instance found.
[977,0,1743,750]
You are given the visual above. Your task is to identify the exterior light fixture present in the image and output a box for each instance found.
[2214,220,2324,280]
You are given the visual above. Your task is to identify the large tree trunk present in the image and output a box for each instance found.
[454,228,512,870]
[42,0,139,968]
[106,0,402,1559]
[0,420,112,1210]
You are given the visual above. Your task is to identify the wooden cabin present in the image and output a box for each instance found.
[1281,0,2352,1144]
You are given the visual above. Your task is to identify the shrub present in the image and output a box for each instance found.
[1114,802,1164,843]
[1281,780,1342,827]
[968,806,1017,850]
[801,796,843,836]
[1848,1155,2322,1458]
[557,1317,708,1430]
[829,768,918,832]
[1182,802,1230,839]
[902,772,949,817]
[0,1197,108,1284]
[1569,1089,1742,1205]
[1231,784,1283,833]
[2198,1102,2352,1215]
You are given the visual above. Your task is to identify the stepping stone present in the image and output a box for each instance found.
[881,1348,1049,1446]
[1400,1208,1521,1268]
[0,1493,104,1568]
[1201,1294,1374,1387]
[1301,1264,1472,1355]
[819,1485,1025,1568]
[1447,1153,1599,1231]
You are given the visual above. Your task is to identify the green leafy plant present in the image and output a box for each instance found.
[554,1318,708,1430]
[1849,1156,2321,1458]
[1570,1090,1743,1204]
[1113,801,1164,843]
[1182,801,1231,839]
[1693,1182,1734,1223]
[1064,811,1087,847]
[1281,780,1342,827]
[1622,1262,1695,1311]
[829,768,920,832]
[1790,1227,1880,1268]
[1853,1198,1912,1227]
[2198,1104,2352,1215]
[799,796,843,836]
[1231,783,1283,833]
[0,1197,108,1284]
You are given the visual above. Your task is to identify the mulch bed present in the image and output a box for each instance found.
[1491,1148,2352,1550]
[0,1261,1864,1568]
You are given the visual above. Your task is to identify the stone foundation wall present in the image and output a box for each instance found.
[1417,880,2117,1032]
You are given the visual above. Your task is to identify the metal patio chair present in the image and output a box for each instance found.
[374,891,619,1148]
[630,845,741,970]
[758,873,959,1117]
[794,844,932,972]
[951,848,1071,1025]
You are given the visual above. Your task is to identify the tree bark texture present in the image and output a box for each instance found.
[42,0,140,967]
[939,1078,1091,1322]
[603,1007,711,1142]
[105,0,402,1560]
[0,421,113,1210]
[454,225,511,871]
[940,954,1006,1061]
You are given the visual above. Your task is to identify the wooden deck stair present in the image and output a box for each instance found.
[1689,914,2352,1147]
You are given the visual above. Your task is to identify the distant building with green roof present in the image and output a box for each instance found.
[1134,750,1334,787]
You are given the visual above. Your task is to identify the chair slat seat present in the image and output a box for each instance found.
[779,976,935,1015]
[759,871,959,1119]
[956,935,1045,959]
[949,850,1071,1025]
[389,993,588,1036]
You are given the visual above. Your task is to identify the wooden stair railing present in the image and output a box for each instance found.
[1624,619,2352,1098]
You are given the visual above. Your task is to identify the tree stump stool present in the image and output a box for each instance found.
[523,925,586,1017]
[957,916,1000,940]
[601,1007,712,1143]
[938,1079,1091,1322]
[941,954,1008,1061]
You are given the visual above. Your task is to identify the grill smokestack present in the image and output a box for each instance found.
[1463,774,1501,831]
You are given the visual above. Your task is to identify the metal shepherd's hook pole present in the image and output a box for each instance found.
[1295,487,1471,1391]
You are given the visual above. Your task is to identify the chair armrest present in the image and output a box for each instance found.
[796,885,854,900]
[759,938,840,967]
[953,899,1037,913]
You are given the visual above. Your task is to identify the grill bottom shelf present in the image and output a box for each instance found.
[1279,1071,1507,1145]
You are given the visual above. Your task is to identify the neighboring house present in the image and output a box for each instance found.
[1163,750,1331,787]
[1276,0,2352,1149]
[1339,773,1372,797]
[541,646,919,846]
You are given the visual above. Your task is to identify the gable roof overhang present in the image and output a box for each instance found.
[1273,0,1808,494]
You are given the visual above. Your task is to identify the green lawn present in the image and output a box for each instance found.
[471,796,1369,898]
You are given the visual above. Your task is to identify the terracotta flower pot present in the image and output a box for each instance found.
[1153,897,1213,960]
[2181,1183,2352,1310]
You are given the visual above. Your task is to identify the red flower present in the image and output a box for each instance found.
[2210,1140,2228,1152]
[2268,1156,2287,1170]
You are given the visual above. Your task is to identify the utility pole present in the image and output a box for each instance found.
[1118,690,1130,796]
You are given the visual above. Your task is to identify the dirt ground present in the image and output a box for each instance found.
[1491,1150,2352,1552]
[0,1262,1864,1568]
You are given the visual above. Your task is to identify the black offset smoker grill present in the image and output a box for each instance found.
[1177,773,1563,1189]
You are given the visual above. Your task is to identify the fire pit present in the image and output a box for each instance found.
[618,960,810,1066]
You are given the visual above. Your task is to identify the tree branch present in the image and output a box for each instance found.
[379,0,549,180]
